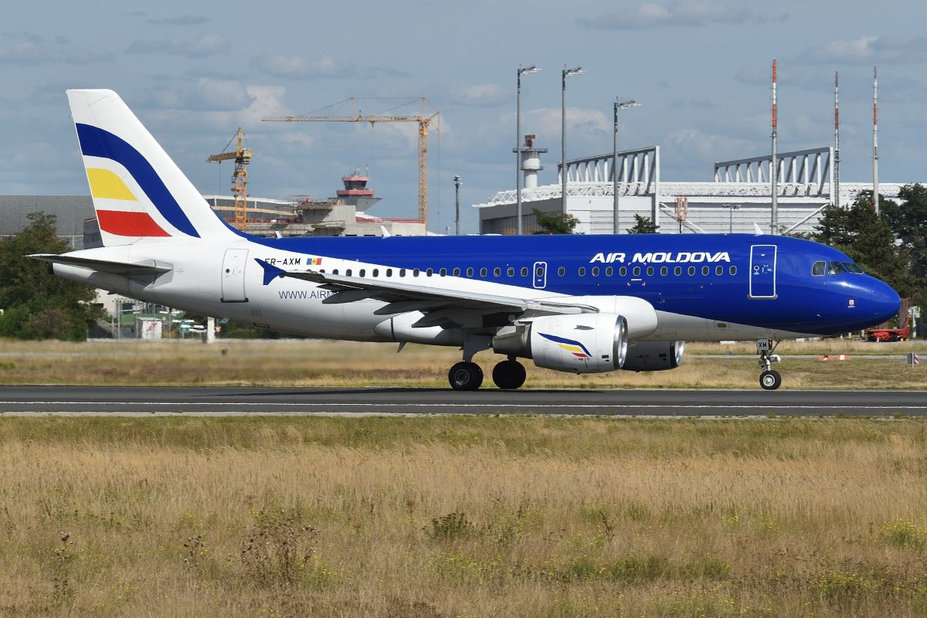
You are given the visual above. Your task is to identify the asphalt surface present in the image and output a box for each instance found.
[0,386,924,416]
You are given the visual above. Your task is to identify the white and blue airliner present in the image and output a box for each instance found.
[34,90,901,390]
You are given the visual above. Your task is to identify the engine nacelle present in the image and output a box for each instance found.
[492,313,628,373]
[621,341,685,372]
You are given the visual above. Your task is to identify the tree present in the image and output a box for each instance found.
[881,184,927,305]
[532,209,577,234]
[813,195,917,301]
[0,213,102,340]
[626,214,659,234]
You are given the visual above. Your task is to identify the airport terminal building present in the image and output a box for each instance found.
[476,141,913,236]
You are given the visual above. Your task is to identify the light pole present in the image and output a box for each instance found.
[612,98,639,235]
[516,65,538,235]
[454,175,461,235]
[723,203,739,234]
[561,65,582,216]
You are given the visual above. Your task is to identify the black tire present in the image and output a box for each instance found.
[759,369,782,390]
[448,361,483,391]
[492,360,527,390]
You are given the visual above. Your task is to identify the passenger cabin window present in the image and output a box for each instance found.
[479,267,488,277]
[812,261,826,276]
[453,267,461,277]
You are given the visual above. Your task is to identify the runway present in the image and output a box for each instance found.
[0,386,925,416]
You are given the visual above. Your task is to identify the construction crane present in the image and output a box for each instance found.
[263,98,439,229]
[208,127,253,232]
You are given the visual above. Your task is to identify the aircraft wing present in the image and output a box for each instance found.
[29,253,172,276]
[256,259,597,317]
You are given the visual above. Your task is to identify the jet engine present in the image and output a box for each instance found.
[621,341,685,372]
[492,313,628,373]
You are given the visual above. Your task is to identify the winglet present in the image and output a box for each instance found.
[255,258,286,285]
[753,223,763,236]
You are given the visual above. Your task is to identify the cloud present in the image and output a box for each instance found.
[146,14,209,26]
[0,33,112,65]
[127,34,229,58]
[252,54,354,79]
[363,66,413,80]
[0,34,49,64]
[450,83,508,107]
[665,127,757,166]
[800,34,927,64]
[579,0,784,30]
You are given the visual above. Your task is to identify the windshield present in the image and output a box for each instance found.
[842,261,864,274]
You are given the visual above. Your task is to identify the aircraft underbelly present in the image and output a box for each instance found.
[648,310,812,341]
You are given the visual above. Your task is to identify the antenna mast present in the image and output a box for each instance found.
[834,71,840,208]
[872,65,880,214]
[770,59,778,235]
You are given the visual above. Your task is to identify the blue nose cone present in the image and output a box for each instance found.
[865,277,902,326]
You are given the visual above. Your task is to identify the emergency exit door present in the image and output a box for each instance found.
[221,248,249,303]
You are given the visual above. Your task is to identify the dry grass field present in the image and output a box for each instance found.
[2,417,927,616]
[0,337,925,389]
[1,338,926,615]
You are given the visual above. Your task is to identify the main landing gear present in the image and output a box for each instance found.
[756,338,782,390]
[448,358,526,391]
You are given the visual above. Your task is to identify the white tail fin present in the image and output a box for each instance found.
[67,89,236,246]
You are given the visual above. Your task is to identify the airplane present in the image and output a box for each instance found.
[33,89,901,391]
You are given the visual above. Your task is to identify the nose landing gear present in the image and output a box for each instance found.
[756,338,782,390]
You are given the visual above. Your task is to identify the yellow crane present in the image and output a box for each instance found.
[263,98,439,229]
[208,127,253,232]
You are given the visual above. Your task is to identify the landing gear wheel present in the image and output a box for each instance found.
[449,361,483,391]
[492,360,527,390]
[759,370,782,390]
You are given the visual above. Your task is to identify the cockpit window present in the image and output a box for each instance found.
[827,261,846,275]
[842,262,864,274]
[812,261,826,276]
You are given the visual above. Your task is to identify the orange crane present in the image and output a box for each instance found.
[263,98,439,229]
[208,127,253,232]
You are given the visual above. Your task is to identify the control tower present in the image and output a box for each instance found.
[515,134,548,190]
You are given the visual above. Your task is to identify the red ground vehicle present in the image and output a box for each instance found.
[865,298,910,342]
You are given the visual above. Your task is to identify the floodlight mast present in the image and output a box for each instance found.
[561,66,583,217]
[612,98,640,234]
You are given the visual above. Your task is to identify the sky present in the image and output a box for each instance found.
[2,0,926,233]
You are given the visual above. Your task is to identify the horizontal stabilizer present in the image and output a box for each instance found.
[255,258,287,286]
[28,253,172,276]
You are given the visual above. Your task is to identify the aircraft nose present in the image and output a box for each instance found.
[865,277,902,324]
